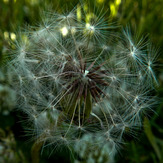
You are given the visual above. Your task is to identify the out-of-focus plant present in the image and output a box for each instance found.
[0,128,27,163]
[6,2,159,163]
[0,68,16,115]
[74,134,115,163]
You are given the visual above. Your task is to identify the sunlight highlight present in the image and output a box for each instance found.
[11,33,16,40]
[77,5,81,21]
[97,0,105,3]
[4,32,9,40]
[61,27,68,36]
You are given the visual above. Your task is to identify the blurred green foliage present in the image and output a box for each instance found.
[0,0,162,163]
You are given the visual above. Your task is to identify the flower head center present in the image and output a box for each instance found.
[83,70,89,77]
[82,70,90,83]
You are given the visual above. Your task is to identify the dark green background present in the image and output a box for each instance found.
[0,0,162,163]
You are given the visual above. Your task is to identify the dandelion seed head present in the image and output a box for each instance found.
[8,3,158,158]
